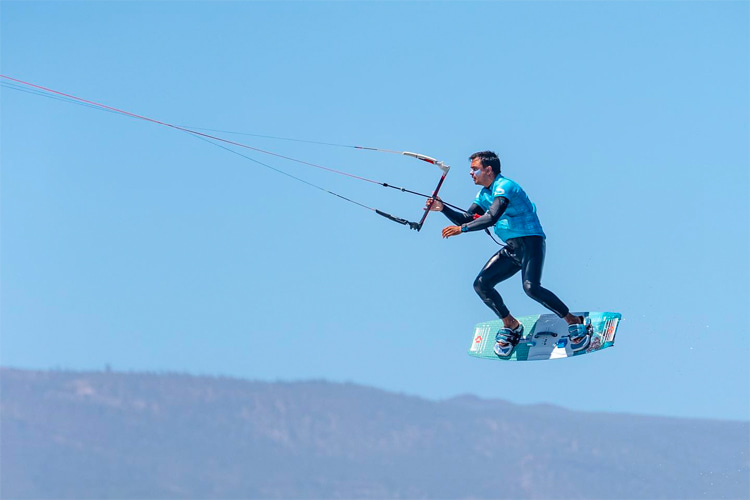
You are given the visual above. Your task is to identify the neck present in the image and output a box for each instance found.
[482,174,496,189]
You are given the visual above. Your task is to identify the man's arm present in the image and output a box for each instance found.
[441,203,484,226]
[440,196,510,238]
[459,196,508,233]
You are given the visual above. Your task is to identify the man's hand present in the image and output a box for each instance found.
[442,225,462,238]
[426,197,444,212]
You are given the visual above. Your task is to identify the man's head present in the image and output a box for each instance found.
[469,151,501,187]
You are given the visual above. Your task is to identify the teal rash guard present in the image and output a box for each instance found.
[442,175,545,242]
[472,175,545,241]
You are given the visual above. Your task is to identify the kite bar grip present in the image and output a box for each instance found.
[376,209,422,231]
[403,151,438,163]
[402,152,451,174]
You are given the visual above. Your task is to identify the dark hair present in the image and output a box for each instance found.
[469,151,501,175]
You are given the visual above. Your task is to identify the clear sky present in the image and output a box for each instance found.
[2,1,748,421]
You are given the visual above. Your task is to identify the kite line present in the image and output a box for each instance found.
[1,74,455,231]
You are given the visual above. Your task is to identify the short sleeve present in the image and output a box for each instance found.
[493,178,513,199]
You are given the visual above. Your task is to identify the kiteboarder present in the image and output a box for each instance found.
[427,151,590,357]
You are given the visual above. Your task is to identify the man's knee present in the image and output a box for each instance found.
[523,280,541,298]
[474,276,489,296]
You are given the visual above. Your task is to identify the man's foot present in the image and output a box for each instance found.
[494,322,524,357]
[568,315,592,352]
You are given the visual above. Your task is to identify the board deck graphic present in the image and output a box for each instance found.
[468,312,621,361]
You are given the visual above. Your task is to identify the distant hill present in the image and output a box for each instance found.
[1,367,748,499]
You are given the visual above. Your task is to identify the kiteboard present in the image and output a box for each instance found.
[468,311,621,361]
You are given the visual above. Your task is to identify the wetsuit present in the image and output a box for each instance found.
[441,175,570,319]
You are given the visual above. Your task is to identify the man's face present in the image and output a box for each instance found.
[470,158,494,187]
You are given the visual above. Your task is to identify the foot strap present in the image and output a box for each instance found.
[495,330,521,346]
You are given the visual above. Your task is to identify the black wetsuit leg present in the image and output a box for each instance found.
[473,236,571,319]
[473,250,521,319]
[516,236,570,318]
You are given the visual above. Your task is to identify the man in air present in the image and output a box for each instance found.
[427,151,590,357]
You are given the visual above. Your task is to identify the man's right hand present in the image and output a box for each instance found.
[426,197,444,212]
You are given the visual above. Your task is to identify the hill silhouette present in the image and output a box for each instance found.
[1,367,748,499]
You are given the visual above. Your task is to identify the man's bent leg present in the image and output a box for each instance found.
[518,237,571,318]
[473,249,521,319]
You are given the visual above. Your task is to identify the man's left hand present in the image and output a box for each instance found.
[442,225,462,238]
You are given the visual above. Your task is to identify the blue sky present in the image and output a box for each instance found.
[2,1,748,421]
